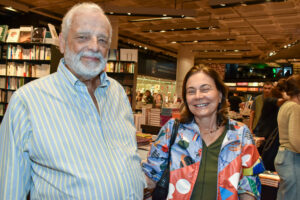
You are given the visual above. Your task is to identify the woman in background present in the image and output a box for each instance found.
[143,65,264,200]
[153,93,163,108]
[275,74,300,200]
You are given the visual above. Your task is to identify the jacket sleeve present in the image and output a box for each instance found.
[142,119,175,182]
[238,125,265,199]
[0,92,32,200]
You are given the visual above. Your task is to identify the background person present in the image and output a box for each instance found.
[143,65,264,200]
[0,3,145,199]
[153,93,163,108]
[275,74,300,200]
[144,90,154,104]
[228,92,242,113]
[249,82,273,133]
[253,80,287,171]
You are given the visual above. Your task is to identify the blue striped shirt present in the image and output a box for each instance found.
[0,59,146,199]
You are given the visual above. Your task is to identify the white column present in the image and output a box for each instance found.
[176,45,194,98]
[108,16,119,49]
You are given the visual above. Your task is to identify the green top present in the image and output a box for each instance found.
[190,127,227,200]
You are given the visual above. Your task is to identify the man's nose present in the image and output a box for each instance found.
[88,36,99,52]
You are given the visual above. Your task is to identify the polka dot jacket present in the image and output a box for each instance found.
[142,118,265,200]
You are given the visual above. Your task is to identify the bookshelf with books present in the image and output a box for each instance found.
[0,42,62,122]
[106,48,138,109]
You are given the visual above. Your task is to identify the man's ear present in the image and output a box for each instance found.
[59,33,66,54]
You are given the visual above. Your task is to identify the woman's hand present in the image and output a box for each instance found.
[239,193,256,200]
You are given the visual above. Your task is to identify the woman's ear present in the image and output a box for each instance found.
[219,92,222,103]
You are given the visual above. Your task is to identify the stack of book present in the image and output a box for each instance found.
[149,108,161,126]
[161,108,173,126]
[259,172,280,188]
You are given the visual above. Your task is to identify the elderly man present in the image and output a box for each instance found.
[0,3,145,199]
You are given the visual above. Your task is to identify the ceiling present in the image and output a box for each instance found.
[1,0,300,64]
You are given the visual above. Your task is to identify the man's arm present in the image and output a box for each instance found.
[249,110,255,134]
[0,93,31,199]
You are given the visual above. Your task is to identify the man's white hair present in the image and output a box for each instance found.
[61,2,112,44]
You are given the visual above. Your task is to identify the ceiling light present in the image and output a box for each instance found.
[129,17,172,22]
[163,14,167,16]
[284,45,287,48]
[220,3,226,6]
[160,30,166,32]
[193,40,198,43]
[181,15,185,18]
[234,50,239,52]
[171,41,177,44]
[127,13,131,15]
[109,12,114,14]
[4,6,18,12]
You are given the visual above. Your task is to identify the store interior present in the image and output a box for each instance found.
[1,0,300,199]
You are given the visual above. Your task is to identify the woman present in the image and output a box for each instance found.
[153,93,164,108]
[275,74,300,200]
[143,65,264,200]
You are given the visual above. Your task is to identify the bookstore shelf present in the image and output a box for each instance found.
[0,42,62,122]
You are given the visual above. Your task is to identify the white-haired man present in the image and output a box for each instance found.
[0,3,145,199]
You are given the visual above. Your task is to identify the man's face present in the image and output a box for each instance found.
[60,10,110,80]
[263,84,273,97]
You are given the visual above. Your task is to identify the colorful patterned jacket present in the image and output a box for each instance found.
[142,118,265,200]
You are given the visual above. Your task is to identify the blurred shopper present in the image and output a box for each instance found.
[0,2,145,199]
[249,82,273,133]
[253,80,286,171]
[153,93,163,108]
[143,65,264,200]
[228,92,242,113]
[144,90,154,104]
[275,74,300,200]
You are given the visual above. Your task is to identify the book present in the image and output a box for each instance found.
[0,25,9,42]
[6,28,20,43]
[32,27,46,43]
[19,26,33,43]
[47,23,58,39]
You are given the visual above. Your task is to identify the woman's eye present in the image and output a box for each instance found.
[187,90,195,94]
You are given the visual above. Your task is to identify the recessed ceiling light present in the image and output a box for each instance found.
[4,6,18,12]
[171,41,177,43]
[220,3,226,6]
[181,15,185,18]
[127,13,131,15]
[160,30,166,32]
[193,40,198,43]
[234,49,239,52]
[163,14,167,16]
[109,12,114,14]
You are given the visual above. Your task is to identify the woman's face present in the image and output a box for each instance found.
[186,72,222,121]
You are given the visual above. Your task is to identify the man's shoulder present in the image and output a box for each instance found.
[15,73,58,96]
[254,94,263,101]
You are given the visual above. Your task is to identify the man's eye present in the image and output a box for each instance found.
[98,38,108,45]
[77,36,88,40]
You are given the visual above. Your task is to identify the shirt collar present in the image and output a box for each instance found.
[57,58,110,87]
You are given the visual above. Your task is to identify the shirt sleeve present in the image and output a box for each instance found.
[250,97,257,111]
[288,104,300,153]
[0,92,32,199]
[238,125,265,199]
[142,119,175,182]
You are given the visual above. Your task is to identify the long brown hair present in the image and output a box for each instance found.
[277,74,300,97]
[180,65,229,126]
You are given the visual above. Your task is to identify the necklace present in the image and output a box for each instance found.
[203,125,220,134]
